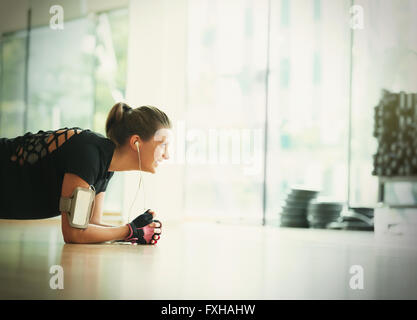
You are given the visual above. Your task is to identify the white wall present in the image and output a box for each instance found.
[123,0,188,223]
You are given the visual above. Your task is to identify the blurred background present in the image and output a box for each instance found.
[0,0,416,226]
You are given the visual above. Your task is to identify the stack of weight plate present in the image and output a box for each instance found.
[307,201,344,229]
[280,188,320,228]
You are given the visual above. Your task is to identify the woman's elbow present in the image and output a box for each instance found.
[62,228,77,244]
[63,233,71,244]
[61,222,84,244]
[65,229,86,244]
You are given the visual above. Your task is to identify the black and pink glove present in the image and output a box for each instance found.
[123,209,162,245]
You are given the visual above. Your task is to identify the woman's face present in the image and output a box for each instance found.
[136,128,171,174]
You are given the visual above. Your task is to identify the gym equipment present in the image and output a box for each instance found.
[373,89,417,177]
[279,187,319,228]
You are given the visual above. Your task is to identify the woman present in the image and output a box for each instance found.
[0,102,171,245]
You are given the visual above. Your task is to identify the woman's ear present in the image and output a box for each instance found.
[129,135,141,150]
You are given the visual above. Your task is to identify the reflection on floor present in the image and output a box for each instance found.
[0,219,416,299]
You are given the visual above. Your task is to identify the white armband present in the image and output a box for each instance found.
[59,185,96,229]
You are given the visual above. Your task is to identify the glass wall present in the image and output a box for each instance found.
[186,0,269,223]
[0,30,27,138]
[26,18,95,132]
[186,0,352,224]
[265,0,351,224]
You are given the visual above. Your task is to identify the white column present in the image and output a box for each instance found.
[123,0,188,223]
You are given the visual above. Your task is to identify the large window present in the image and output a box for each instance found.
[186,0,269,223]
[265,0,351,224]
[186,0,351,224]
[0,30,27,138]
[26,18,96,132]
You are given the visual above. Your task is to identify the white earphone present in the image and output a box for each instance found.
[127,140,146,223]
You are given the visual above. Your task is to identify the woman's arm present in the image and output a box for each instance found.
[61,213,129,244]
[61,173,129,244]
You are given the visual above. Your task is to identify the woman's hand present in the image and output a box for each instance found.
[124,209,162,245]
[131,209,154,227]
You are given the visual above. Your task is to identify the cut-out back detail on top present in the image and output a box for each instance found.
[10,127,83,166]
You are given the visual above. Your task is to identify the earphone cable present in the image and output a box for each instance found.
[127,144,146,223]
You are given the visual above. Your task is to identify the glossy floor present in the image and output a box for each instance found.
[0,219,416,299]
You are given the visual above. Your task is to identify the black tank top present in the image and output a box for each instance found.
[0,127,116,219]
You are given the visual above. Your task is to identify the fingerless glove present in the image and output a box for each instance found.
[122,209,162,244]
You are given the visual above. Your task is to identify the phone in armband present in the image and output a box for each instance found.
[59,185,96,229]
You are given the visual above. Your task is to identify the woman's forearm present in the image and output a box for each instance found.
[90,222,117,228]
[68,224,129,244]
